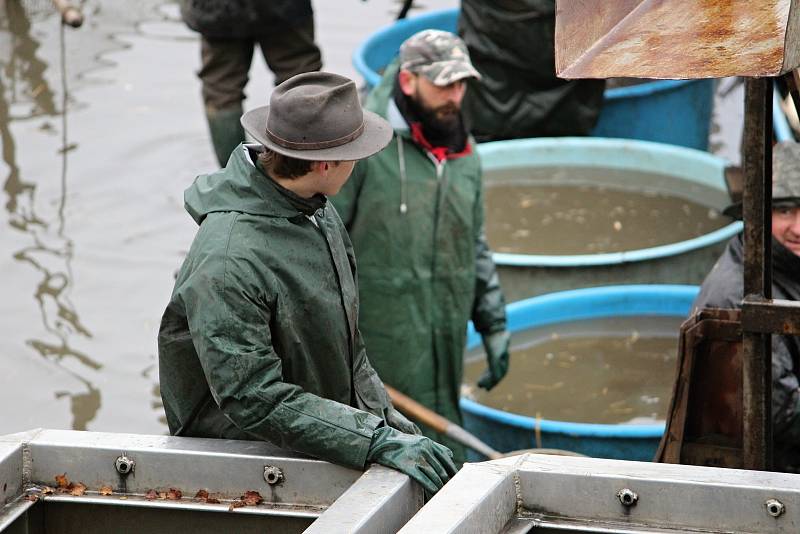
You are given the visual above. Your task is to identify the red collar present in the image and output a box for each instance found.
[409,122,472,163]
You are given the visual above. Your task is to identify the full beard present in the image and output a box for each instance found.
[409,92,461,137]
[405,90,467,152]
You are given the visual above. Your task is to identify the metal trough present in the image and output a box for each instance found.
[400,453,800,533]
[0,429,422,534]
[352,8,715,150]
[477,137,742,302]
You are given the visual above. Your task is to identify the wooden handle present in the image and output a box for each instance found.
[384,384,503,460]
[384,384,451,434]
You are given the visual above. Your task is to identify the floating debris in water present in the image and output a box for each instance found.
[485,169,731,255]
[523,381,564,392]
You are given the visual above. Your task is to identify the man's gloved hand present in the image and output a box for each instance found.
[366,426,457,495]
[478,330,511,391]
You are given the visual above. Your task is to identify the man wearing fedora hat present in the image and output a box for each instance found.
[693,141,800,472]
[331,30,511,465]
[158,71,457,494]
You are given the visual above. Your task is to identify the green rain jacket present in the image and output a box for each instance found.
[330,62,507,463]
[158,145,417,469]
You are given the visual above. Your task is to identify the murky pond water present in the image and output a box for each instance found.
[484,167,732,255]
[0,0,457,436]
[462,316,681,424]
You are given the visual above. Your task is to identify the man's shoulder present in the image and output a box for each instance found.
[692,246,744,311]
[192,211,287,260]
[179,212,283,293]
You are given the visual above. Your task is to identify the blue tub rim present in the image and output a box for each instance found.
[462,284,700,439]
[476,137,743,267]
[353,7,708,100]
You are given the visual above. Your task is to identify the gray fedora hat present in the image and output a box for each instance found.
[241,71,392,161]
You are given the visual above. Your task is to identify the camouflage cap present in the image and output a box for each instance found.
[773,142,800,206]
[399,29,481,86]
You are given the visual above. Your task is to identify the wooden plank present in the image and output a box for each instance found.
[556,0,800,79]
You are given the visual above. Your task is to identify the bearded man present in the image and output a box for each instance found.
[331,30,511,465]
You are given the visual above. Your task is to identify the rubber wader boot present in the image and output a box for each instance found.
[206,106,245,167]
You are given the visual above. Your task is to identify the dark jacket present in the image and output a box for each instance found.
[693,233,800,469]
[330,61,507,464]
[458,0,605,141]
[158,145,416,469]
[180,0,312,38]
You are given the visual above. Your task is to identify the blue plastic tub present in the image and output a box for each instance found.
[353,8,714,150]
[461,284,699,461]
[477,137,743,302]
[593,80,714,150]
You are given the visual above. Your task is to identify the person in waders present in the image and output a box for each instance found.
[158,72,457,495]
[693,141,800,472]
[179,0,322,166]
[330,30,511,465]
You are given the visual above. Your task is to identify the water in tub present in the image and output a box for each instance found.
[484,167,733,256]
[462,315,682,425]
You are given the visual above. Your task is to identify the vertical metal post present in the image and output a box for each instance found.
[741,77,773,471]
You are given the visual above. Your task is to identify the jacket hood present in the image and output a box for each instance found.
[365,59,401,120]
[184,144,306,224]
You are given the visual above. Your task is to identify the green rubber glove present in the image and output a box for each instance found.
[366,426,457,495]
[478,330,511,391]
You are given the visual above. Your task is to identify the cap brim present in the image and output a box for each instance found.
[722,197,800,219]
[418,61,482,87]
[241,106,393,161]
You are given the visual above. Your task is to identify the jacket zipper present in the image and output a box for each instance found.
[430,155,447,416]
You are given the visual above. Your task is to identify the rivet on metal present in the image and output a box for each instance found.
[114,455,135,476]
[264,465,284,485]
[766,499,785,517]
[617,488,638,507]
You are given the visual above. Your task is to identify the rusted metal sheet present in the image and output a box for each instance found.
[656,308,745,468]
[555,0,800,79]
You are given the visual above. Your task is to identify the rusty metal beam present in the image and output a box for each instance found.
[741,77,773,471]
[743,80,773,300]
[742,298,800,335]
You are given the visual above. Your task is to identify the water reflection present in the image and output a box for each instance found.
[1,0,101,430]
[142,361,167,426]
[0,0,217,435]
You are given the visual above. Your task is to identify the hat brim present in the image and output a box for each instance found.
[241,106,393,161]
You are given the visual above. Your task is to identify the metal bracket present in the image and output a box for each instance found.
[742,297,800,335]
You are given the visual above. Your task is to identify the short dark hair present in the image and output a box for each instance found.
[257,148,314,179]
